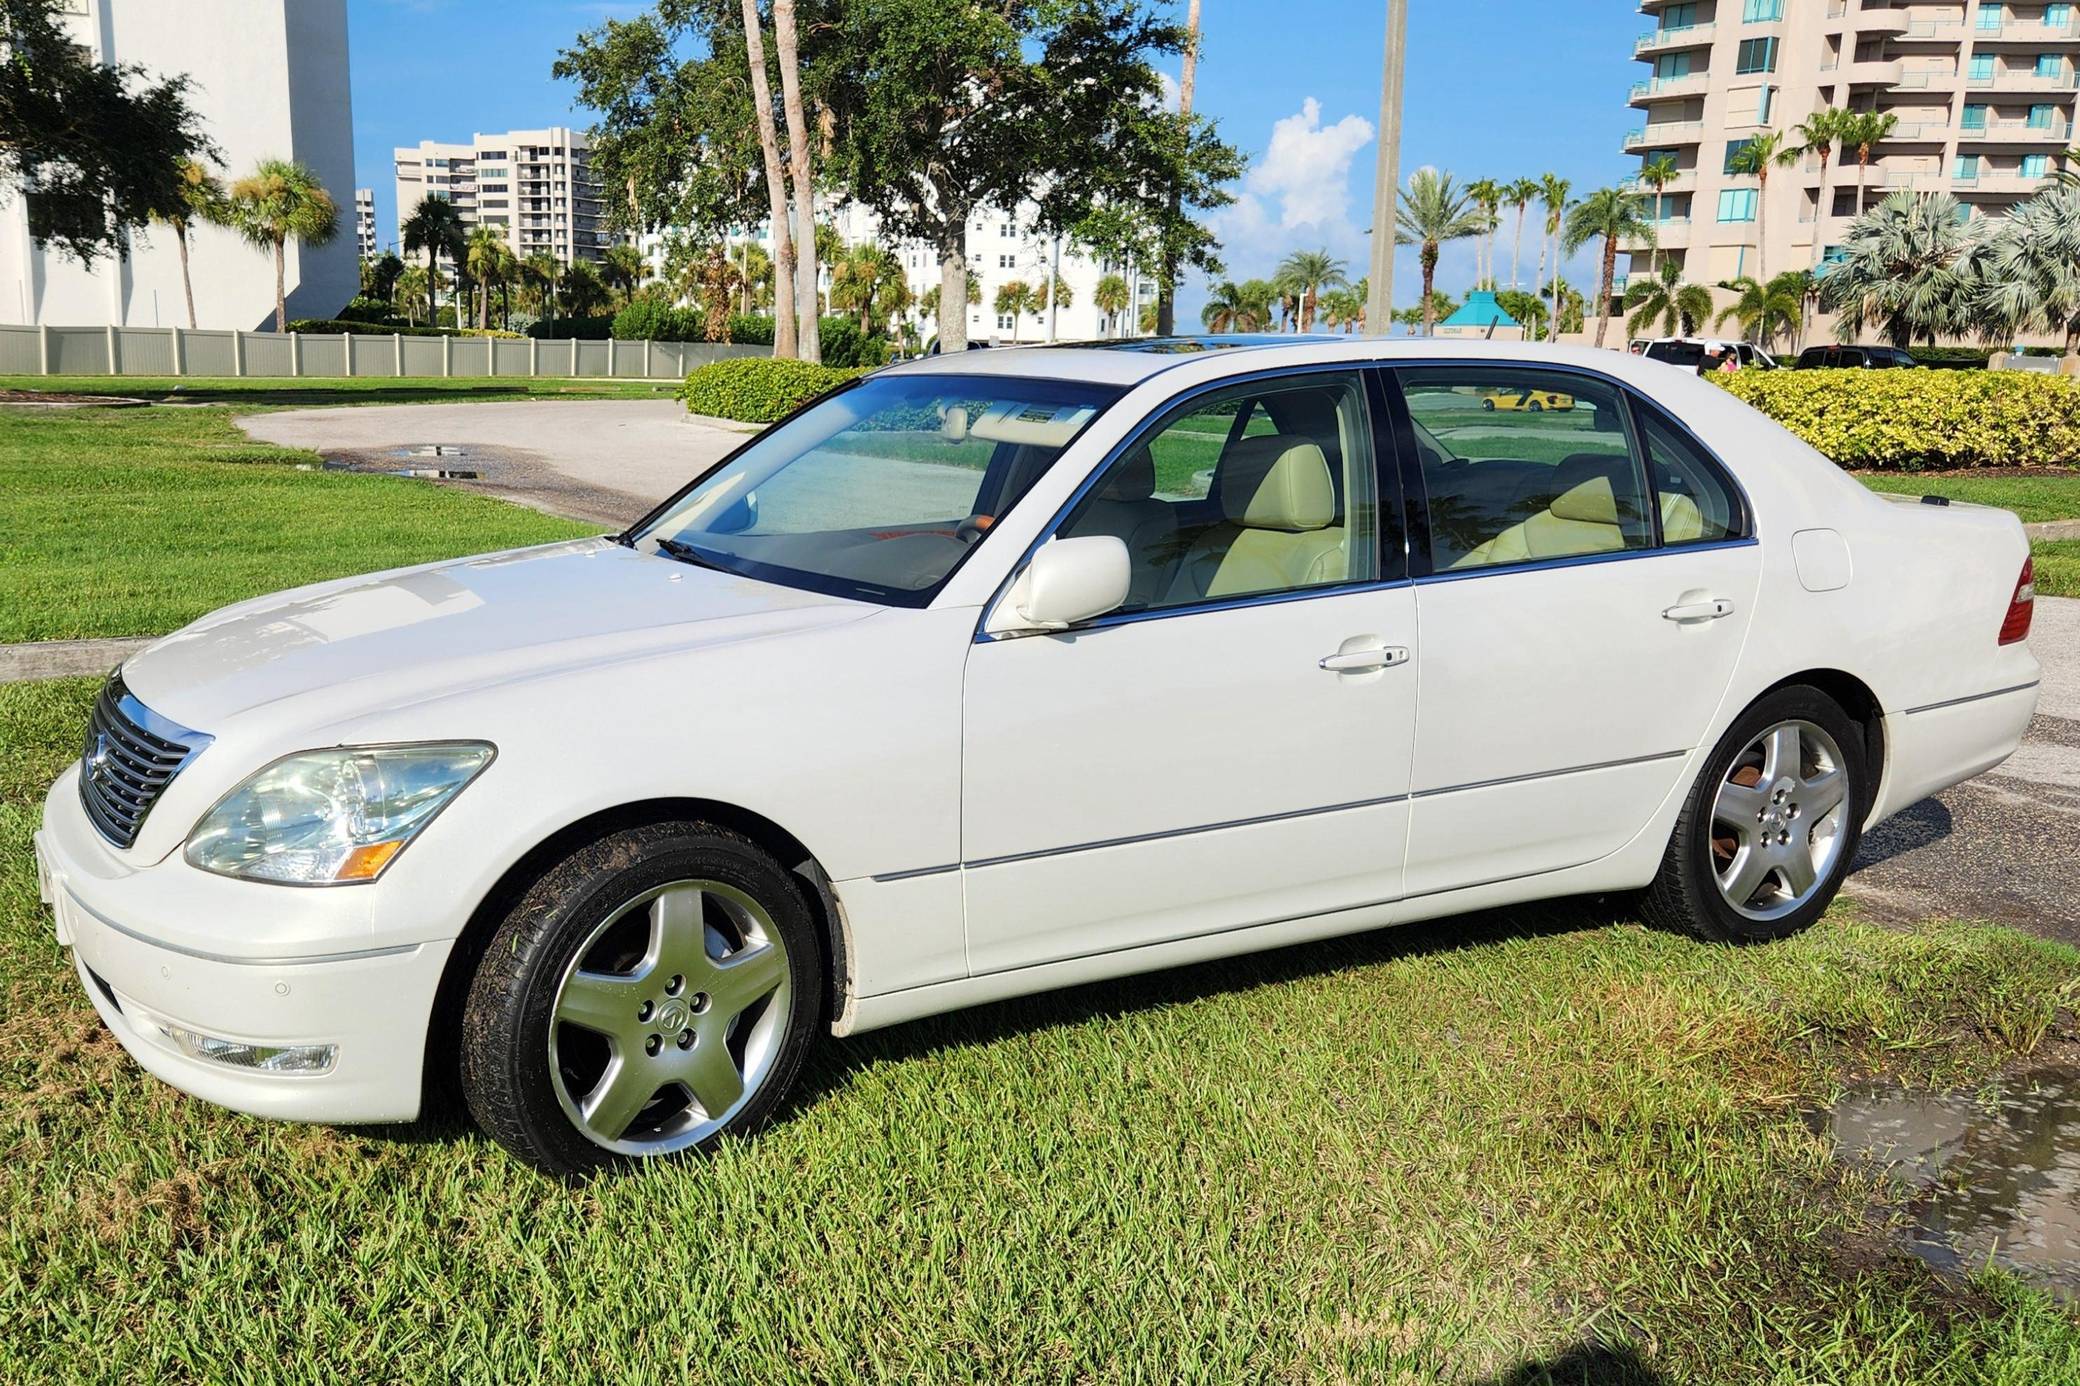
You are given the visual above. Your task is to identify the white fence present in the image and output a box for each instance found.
[0,324,766,381]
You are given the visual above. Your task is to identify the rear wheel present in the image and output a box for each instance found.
[460,822,823,1176]
[1642,687,1866,943]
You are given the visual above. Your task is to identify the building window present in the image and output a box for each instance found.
[2037,53,2066,77]
[2026,152,2051,177]
[1735,37,1778,73]
[1724,137,1757,172]
[1655,52,1693,80]
[1970,53,1997,80]
[1742,0,1782,19]
[1662,3,1696,28]
[1717,188,1759,222]
[1978,2,2004,29]
[996,314,1014,331]
[2052,2,2074,24]
[998,254,1016,268]
[1963,102,1989,129]
[1758,84,1775,123]
[2031,103,2056,127]
[1956,153,1982,179]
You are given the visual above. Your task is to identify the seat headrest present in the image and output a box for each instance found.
[1216,436,1335,530]
[1096,448,1157,503]
[1546,454,1639,526]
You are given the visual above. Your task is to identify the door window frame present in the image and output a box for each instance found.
[975,362,1410,642]
[1376,361,1755,583]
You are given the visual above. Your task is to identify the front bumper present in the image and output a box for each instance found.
[35,771,453,1125]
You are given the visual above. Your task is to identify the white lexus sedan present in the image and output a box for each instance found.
[35,339,2040,1174]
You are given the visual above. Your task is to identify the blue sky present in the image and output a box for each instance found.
[349,0,1644,320]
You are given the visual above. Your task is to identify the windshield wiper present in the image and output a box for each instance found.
[651,536,733,573]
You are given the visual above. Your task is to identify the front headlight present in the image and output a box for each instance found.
[185,743,494,885]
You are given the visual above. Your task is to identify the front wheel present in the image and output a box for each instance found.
[460,822,823,1176]
[1642,687,1866,943]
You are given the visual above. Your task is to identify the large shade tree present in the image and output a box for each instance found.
[1563,185,1654,348]
[1974,183,2080,355]
[401,197,466,327]
[1817,190,1980,347]
[0,0,214,260]
[1274,248,1348,333]
[226,158,339,332]
[1394,168,1482,336]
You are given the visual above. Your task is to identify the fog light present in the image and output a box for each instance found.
[149,1018,337,1075]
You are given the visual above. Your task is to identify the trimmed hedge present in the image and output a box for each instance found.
[285,319,523,339]
[527,315,616,340]
[679,357,864,423]
[1905,346,1992,370]
[721,314,890,367]
[612,299,706,342]
[1716,367,2080,469]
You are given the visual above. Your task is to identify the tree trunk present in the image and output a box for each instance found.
[773,0,820,364]
[1650,191,1662,275]
[1805,151,1832,343]
[1856,149,1870,216]
[1152,0,1203,338]
[740,0,798,360]
[1756,170,1770,283]
[273,238,288,333]
[1549,253,1562,344]
[1420,245,1438,335]
[1594,237,1617,348]
[428,249,439,326]
[1534,238,1548,338]
[936,218,969,352]
[176,225,198,329]
[1511,206,1526,289]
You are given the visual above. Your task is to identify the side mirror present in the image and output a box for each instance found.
[710,490,759,534]
[985,536,1130,636]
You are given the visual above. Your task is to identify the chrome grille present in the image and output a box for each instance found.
[78,674,208,849]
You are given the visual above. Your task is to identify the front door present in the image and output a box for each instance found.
[1389,363,1762,898]
[960,369,1420,977]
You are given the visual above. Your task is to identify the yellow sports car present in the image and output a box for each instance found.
[1480,388,1575,413]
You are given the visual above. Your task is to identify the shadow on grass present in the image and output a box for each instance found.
[1465,1341,1669,1386]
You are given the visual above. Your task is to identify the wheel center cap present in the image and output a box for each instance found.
[654,998,691,1033]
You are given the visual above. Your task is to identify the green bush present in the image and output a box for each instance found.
[611,298,706,342]
[1716,367,2080,469]
[527,315,616,340]
[679,357,864,423]
[727,313,776,345]
[336,296,395,324]
[721,314,888,366]
[1905,346,1992,370]
[285,319,523,339]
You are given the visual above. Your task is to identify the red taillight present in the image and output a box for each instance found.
[1999,556,2035,645]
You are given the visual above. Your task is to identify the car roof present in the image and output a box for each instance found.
[878,335,1708,389]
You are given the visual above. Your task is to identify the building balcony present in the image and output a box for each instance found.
[1850,10,1911,37]
[1822,58,1904,86]
[1957,118,2073,143]
[1892,67,1962,91]
[1622,122,1708,155]
[1954,172,2057,195]
[1629,72,1710,105]
[1620,169,1698,195]
[1635,22,1714,55]
[1641,217,1691,249]
[1970,71,2078,91]
[1878,119,1950,141]
[1894,18,1964,43]
[1971,21,2080,45]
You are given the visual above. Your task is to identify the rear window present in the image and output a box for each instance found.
[1645,341,1706,368]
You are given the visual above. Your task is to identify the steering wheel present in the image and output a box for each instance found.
[956,514,995,544]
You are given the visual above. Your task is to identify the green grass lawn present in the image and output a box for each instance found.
[2,374,682,408]
[0,402,595,643]
[2035,539,2080,599]
[2,678,2076,1381]
[1856,470,2080,525]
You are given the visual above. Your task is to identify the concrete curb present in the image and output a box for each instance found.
[0,637,152,684]
[2026,519,2080,542]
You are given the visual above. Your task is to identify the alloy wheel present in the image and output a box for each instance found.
[1708,719,1851,922]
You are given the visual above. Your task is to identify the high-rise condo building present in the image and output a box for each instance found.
[392,128,613,267]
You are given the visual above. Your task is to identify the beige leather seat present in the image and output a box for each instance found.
[1070,449,1180,608]
[1454,455,1657,568]
[1163,436,1346,604]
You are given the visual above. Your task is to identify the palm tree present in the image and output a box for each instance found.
[1539,174,1572,338]
[561,260,609,317]
[1623,259,1712,338]
[1395,169,1483,336]
[1317,288,1365,333]
[1726,129,1791,283]
[1466,178,1503,286]
[601,243,646,307]
[1975,183,2080,355]
[401,197,465,328]
[1713,272,1805,351]
[831,242,909,334]
[1818,190,1980,346]
[1094,273,1130,337]
[1791,107,1852,274]
[1563,186,1655,348]
[1201,280,1251,332]
[226,158,339,332]
[1635,155,1681,274]
[148,157,228,330]
[465,227,514,330]
[1506,177,1539,290]
[738,0,796,358]
[394,264,430,325]
[520,251,561,322]
[1274,248,1350,333]
[994,280,1032,342]
[1844,111,1899,217]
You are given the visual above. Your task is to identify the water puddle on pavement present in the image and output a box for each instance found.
[1816,1066,2080,1298]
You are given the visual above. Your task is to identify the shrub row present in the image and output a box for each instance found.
[1905,346,1993,370]
[286,319,523,339]
[527,315,618,340]
[1716,367,2080,469]
[679,357,864,423]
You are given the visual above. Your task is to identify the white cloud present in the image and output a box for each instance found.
[1247,97,1374,232]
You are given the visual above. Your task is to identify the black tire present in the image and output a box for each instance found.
[459,821,824,1177]
[1641,686,1867,944]
[1527,400,1544,412]
[1481,398,1497,411]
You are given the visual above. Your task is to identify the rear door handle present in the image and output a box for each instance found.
[1319,645,1410,672]
[1662,597,1735,623]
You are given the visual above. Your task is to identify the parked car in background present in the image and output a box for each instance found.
[1793,345,1920,369]
[1480,385,1575,412]
[1643,338,1778,371]
[35,338,2039,1174]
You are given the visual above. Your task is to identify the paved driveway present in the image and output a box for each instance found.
[240,400,2080,944]
[242,399,754,527]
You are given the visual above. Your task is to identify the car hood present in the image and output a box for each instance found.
[122,538,877,730]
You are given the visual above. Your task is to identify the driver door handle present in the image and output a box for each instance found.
[1663,597,1735,623]
[1319,645,1410,673]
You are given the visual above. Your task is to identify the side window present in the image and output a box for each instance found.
[1633,404,1745,545]
[1055,372,1381,614]
[1398,367,1652,572]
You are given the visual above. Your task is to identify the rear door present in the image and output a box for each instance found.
[1388,363,1762,898]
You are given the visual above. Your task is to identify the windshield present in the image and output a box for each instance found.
[632,372,1121,605]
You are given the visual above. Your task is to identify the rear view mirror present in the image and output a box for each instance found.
[985,536,1130,636]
